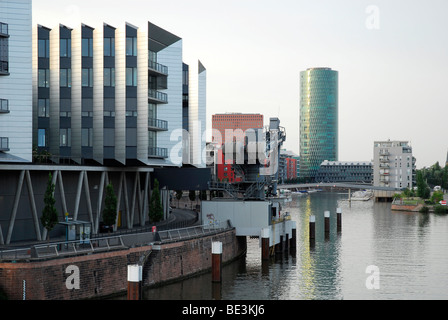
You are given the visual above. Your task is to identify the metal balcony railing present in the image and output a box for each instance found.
[0,99,9,113]
[148,118,168,131]
[148,60,168,76]
[0,137,9,151]
[148,147,168,159]
[148,89,168,104]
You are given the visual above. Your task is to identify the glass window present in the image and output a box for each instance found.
[38,99,50,118]
[60,38,71,58]
[126,37,137,56]
[82,38,93,57]
[104,38,115,57]
[82,128,93,147]
[38,129,47,147]
[104,68,115,87]
[82,68,93,87]
[126,67,137,86]
[38,39,50,58]
[38,69,50,88]
[60,69,72,87]
[60,128,72,147]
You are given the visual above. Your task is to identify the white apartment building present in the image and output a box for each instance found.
[0,0,33,163]
[373,140,416,189]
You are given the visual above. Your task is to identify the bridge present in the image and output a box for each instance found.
[277,182,399,192]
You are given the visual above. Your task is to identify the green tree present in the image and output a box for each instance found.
[416,171,430,199]
[41,173,58,240]
[102,183,117,231]
[149,179,163,222]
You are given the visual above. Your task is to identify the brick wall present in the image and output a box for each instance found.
[0,229,245,300]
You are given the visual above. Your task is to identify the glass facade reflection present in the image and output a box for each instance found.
[300,68,338,182]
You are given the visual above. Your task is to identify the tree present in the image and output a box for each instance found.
[416,171,430,199]
[149,179,163,223]
[41,173,58,240]
[102,183,117,231]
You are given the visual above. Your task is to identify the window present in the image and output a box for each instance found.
[126,67,137,86]
[104,38,115,57]
[104,68,115,87]
[38,129,48,147]
[82,38,93,57]
[81,128,93,147]
[60,38,71,58]
[0,22,9,74]
[82,68,93,87]
[126,37,137,56]
[38,69,50,88]
[81,111,93,117]
[38,99,50,118]
[38,39,50,58]
[60,69,72,87]
[60,128,71,147]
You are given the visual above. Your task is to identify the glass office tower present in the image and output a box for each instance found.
[299,67,338,182]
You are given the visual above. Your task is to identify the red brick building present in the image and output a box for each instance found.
[212,113,263,182]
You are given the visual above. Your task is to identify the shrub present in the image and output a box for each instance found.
[434,205,448,214]
[419,206,429,214]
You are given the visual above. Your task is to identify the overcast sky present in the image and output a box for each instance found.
[33,0,448,168]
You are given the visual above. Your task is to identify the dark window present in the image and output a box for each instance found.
[126,67,137,86]
[38,39,50,58]
[0,22,9,74]
[60,69,72,87]
[82,68,93,87]
[104,68,115,87]
[60,38,71,58]
[104,38,115,57]
[38,69,50,87]
[82,38,93,57]
[38,99,50,118]
[126,37,137,56]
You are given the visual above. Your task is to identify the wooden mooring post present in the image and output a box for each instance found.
[309,215,316,241]
[324,211,330,239]
[127,265,142,300]
[337,208,342,233]
[261,228,270,261]
[212,242,223,283]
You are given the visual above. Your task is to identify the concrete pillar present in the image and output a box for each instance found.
[337,208,342,233]
[324,211,330,239]
[127,265,142,300]
[290,222,297,249]
[212,241,223,283]
[261,228,270,261]
[309,215,316,241]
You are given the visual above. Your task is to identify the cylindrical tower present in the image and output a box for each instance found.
[299,67,338,182]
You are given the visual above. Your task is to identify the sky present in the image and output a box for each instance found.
[32,0,448,169]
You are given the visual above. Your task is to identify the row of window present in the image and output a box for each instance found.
[38,36,143,59]
[37,67,137,88]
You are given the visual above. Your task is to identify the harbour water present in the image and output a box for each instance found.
[138,191,448,300]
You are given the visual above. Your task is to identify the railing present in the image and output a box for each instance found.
[148,89,168,104]
[0,137,9,151]
[148,147,168,159]
[0,99,9,113]
[148,60,168,75]
[158,220,233,243]
[148,118,168,131]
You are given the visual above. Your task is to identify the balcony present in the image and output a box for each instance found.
[379,163,389,168]
[148,60,168,77]
[148,118,168,131]
[0,99,9,113]
[0,61,8,75]
[148,89,168,104]
[0,23,8,37]
[0,137,9,151]
[148,147,168,159]
[379,156,389,163]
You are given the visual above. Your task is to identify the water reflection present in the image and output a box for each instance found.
[137,191,448,300]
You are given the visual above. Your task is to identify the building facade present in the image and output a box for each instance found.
[316,160,373,184]
[0,0,33,163]
[373,140,416,189]
[299,67,338,182]
[32,21,205,167]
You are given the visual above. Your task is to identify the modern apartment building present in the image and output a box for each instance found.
[373,140,416,189]
[299,67,338,182]
[0,0,33,163]
[33,21,205,167]
[316,160,373,184]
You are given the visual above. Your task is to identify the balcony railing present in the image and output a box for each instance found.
[148,89,168,104]
[148,147,168,159]
[0,137,9,151]
[0,99,9,113]
[148,60,168,76]
[148,118,168,131]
